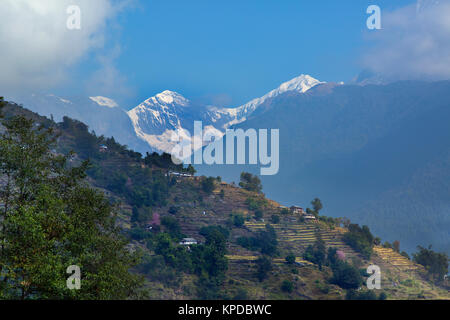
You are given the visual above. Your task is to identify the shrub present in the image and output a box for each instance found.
[232,214,245,228]
[281,280,293,293]
[330,261,363,290]
[285,254,296,264]
[271,215,280,224]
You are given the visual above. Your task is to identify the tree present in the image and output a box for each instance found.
[0,109,144,299]
[255,256,272,282]
[239,172,262,193]
[285,254,296,265]
[330,261,363,290]
[413,246,449,281]
[201,177,216,194]
[311,198,323,215]
[258,225,278,256]
[342,224,374,259]
[393,240,400,253]
[186,164,196,175]
[161,216,184,240]
[303,236,327,269]
[271,214,280,224]
[254,209,263,220]
[232,214,245,228]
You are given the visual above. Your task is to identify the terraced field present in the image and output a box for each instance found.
[225,255,314,266]
[373,247,423,272]
[244,221,360,260]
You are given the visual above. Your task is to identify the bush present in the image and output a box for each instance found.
[379,292,388,300]
[330,261,363,290]
[254,209,263,220]
[232,214,245,228]
[285,254,296,264]
[271,215,280,224]
[281,280,293,293]
[199,225,230,240]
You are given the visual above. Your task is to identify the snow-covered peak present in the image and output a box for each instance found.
[215,74,324,127]
[276,74,324,95]
[152,90,189,106]
[242,74,323,110]
[89,96,118,108]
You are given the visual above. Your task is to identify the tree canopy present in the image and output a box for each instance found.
[0,102,144,299]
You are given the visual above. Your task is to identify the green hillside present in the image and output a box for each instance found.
[0,98,448,300]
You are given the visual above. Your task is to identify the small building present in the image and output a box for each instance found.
[179,238,198,246]
[290,206,306,215]
[304,214,317,221]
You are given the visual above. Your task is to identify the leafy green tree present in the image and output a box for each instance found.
[0,107,144,299]
[254,209,263,220]
[303,236,327,269]
[271,214,280,224]
[239,172,262,193]
[311,198,323,215]
[201,177,216,194]
[258,224,278,256]
[413,246,449,281]
[232,214,245,228]
[329,261,363,290]
[199,225,230,240]
[255,256,272,282]
[342,224,374,259]
[161,216,184,240]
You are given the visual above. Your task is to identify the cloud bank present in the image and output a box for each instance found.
[362,0,450,80]
[0,0,127,95]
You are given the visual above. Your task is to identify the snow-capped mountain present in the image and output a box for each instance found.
[128,74,324,153]
[215,74,324,127]
[8,93,150,153]
[9,74,324,155]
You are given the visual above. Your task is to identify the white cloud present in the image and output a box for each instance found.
[0,0,127,95]
[362,0,450,80]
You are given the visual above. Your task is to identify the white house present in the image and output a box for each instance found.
[179,238,198,246]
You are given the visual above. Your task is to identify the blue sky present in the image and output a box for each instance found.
[1,0,421,108]
[111,0,416,108]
